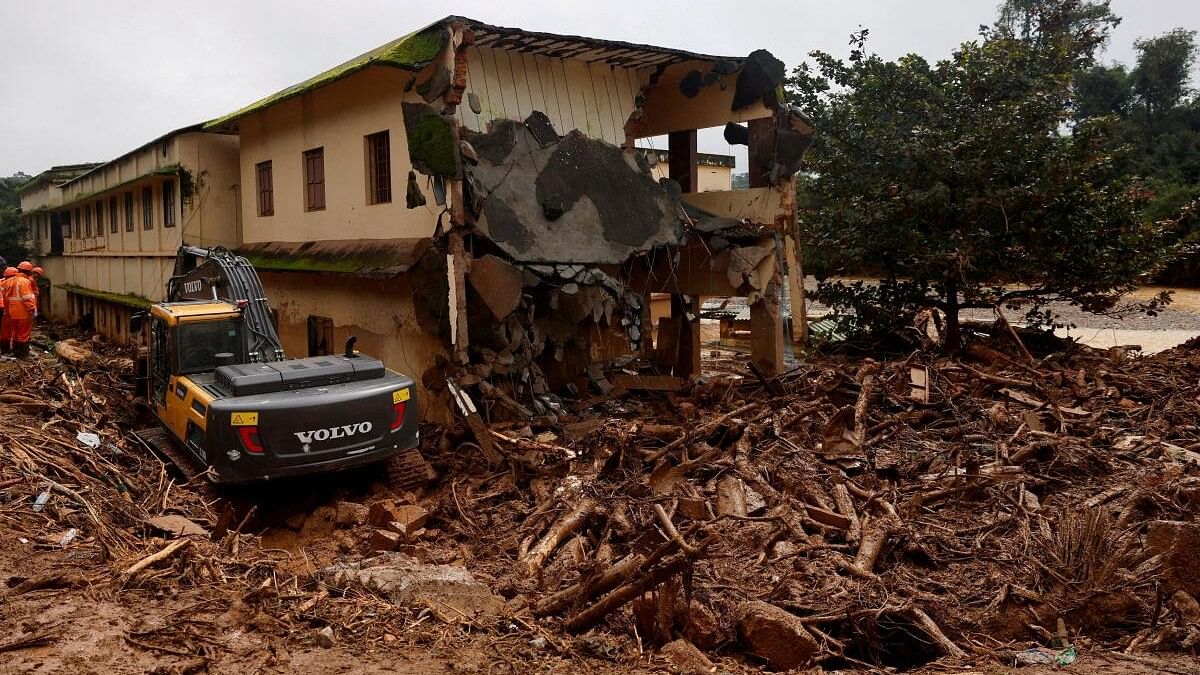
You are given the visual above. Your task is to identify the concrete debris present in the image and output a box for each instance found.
[468,254,524,320]
[334,501,369,527]
[464,118,680,264]
[323,553,504,623]
[315,625,335,648]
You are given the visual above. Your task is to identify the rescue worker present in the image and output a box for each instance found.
[26,264,43,320]
[1,264,37,357]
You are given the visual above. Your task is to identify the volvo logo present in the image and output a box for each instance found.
[294,422,374,445]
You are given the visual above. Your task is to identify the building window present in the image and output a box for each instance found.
[125,192,134,231]
[62,211,72,239]
[256,161,273,216]
[85,204,93,237]
[163,179,176,227]
[307,315,334,356]
[74,208,81,238]
[303,147,326,211]
[142,187,153,229]
[96,201,105,237]
[365,131,391,204]
[109,196,118,233]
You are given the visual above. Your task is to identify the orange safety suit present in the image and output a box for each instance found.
[0,274,36,349]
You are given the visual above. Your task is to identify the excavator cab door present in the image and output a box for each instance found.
[149,315,173,409]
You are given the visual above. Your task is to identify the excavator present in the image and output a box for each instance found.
[132,246,430,489]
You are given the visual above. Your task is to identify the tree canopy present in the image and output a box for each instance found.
[0,174,32,266]
[788,0,1183,349]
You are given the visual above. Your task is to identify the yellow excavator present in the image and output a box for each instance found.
[132,246,430,488]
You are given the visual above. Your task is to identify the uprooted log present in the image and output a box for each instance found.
[521,498,603,575]
[843,500,902,578]
[535,520,705,617]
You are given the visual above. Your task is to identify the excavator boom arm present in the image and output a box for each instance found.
[167,246,285,362]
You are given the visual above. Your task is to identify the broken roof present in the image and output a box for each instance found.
[203,15,743,132]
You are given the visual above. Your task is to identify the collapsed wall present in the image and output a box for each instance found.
[398,20,814,415]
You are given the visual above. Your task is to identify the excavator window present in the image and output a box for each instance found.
[177,319,244,374]
[150,316,171,406]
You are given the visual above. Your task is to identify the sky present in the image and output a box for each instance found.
[1,0,1197,177]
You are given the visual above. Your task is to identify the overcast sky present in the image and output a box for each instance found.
[1,0,1196,177]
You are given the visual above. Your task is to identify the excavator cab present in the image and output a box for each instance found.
[131,246,426,486]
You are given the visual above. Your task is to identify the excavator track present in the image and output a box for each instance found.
[134,427,220,500]
[386,447,435,492]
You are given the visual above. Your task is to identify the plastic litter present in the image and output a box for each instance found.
[1013,648,1055,666]
[76,431,101,449]
[32,489,50,512]
[59,528,78,547]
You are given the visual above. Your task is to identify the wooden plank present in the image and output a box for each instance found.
[554,57,580,133]
[493,48,523,122]
[588,61,619,143]
[477,47,507,123]
[522,52,549,117]
[461,47,487,132]
[534,54,566,134]
[563,58,599,137]
[610,373,685,392]
[505,49,534,120]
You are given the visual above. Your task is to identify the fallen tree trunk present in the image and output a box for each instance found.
[843,501,901,578]
[564,555,692,633]
[521,498,601,575]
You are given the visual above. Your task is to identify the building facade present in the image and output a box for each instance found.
[21,15,812,421]
[20,129,240,342]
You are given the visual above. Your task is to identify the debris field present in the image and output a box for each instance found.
[1,327,1199,674]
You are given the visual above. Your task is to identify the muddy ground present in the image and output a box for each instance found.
[2,326,1200,674]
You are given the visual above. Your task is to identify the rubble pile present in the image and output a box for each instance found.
[414,334,1200,669]
[2,328,1199,672]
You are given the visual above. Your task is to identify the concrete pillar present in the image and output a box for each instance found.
[750,279,785,376]
[671,293,701,378]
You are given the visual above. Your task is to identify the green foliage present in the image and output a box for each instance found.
[1131,29,1197,117]
[788,0,1181,348]
[1074,27,1198,247]
[0,173,32,266]
[1074,64,1130,117]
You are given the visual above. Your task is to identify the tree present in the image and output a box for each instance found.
[788,0,1180,350]
[0,173,32,266]
[1130,29,1197,118]
[1074,64,1130,118]
[995,0,1118,46]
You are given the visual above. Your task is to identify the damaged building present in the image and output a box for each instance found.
[21,15,813,421]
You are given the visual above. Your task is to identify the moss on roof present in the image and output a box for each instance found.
[204,24,449,131]
[58,284,153,310]
[237,239,428,278]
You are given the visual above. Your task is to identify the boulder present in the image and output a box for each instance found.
[736,600,819,670]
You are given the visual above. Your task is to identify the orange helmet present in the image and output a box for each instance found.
[16,261,33,272]
[3,267,17,278]
[33,267,44,276]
